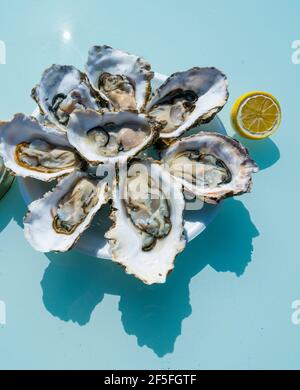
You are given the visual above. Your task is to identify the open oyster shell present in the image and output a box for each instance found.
[86,45,154,112]
[105,159,186,285]
[162,133,258,203]
[24,171,109,252]
[67,109,159,165]
[32,65,107,130]
[0,114,81,181]
[146,67,228,139]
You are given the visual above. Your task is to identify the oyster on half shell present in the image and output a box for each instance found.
[32,65,108,130]
[146,67,228,139]
[0,114,81,181]
[24,171,109,252]
[162,133,258,204]
[67,109,159,165]
[86,45,154,112]
[105,159,186,285]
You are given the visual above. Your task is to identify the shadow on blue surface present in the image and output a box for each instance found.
[0,181,26,232]
[235,136,280,171]
[41,198,259,357]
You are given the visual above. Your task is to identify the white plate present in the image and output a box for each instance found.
[18,73,226,259]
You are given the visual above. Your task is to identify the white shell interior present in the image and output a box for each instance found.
[146,68,228,139]
[0,114,78,181]
[34,65,100,129]
[23,171,108,252]
[67,109,154,165]
[86,45,153,111]
[105,162,186,284]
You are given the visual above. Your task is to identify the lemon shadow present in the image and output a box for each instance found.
[235,135,280,171]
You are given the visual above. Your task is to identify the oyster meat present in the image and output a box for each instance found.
[67,109,159,164]
[86,45,154,112]
[24,171,109,252]
[162,133,258,203]
[105,160,186,285]
[32,65,107,130]
[146,67,228,139]
[0,114,81,181]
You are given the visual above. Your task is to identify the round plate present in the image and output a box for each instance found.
[18,73,226,259]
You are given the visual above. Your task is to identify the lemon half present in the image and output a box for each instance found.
[231,92,281,139]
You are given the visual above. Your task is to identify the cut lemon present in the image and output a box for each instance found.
[231,91,281,139]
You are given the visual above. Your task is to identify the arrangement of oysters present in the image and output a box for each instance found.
[0,45,258,285]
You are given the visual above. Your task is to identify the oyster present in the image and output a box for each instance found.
[86,45,154,112]
[0,114,81,181]
[105,160,186,285]
[146,67,228,139]
[32,65,107,130]
[24,171,109,252]
[162,133,258,203]
[67,109,159,165]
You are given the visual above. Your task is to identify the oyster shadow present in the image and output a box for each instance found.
[235,135,280,171]
[0,181,26,232]
[41,198,259,357]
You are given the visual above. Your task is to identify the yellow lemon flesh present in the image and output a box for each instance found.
[231,92,281,139]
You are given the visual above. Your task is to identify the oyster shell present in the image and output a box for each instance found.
[162,133,258,203]
[0,114,81,181]
[146,67,228,139]
[67,109,159,165]
[24,171,109,252]
[86,45,154,112]
[32,65,107,130]
[105,160,186,285]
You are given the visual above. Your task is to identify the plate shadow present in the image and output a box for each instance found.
[0,181,26,232]
[41,198,259,357]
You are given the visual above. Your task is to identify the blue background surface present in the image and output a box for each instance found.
[0,0,298,369]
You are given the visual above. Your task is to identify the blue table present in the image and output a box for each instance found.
[0,0,298,369]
